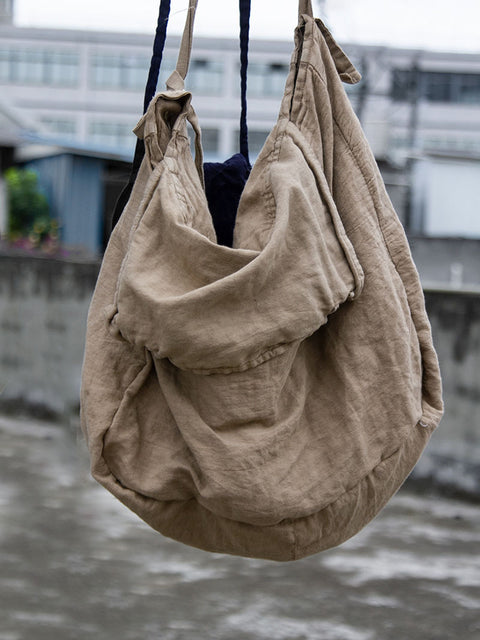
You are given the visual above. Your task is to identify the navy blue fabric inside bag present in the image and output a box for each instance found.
[112,0,252,248]
[203,152,250,247]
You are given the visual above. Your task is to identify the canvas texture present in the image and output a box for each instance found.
[80,0,443,561]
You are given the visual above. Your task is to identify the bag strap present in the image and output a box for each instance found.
[144,0,172,112]
[165,0,198,91]
[168,0,251,164]
[298,0,313,20]
[111,0,172,230]
[168,0,311,91]
[112,0,311,231]
[239,0,251,164]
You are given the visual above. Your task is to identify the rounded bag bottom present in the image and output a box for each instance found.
[95,417,435,561]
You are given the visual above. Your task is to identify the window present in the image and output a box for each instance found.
[422,72,452,102]
[157,57,176,89]
[91,54,150,90]
[249,130,270,155]
[0,50,11,81]
[12,50,44,84]
[234,129,270,157]
[40,117,77,138]
[456,73,480,104]
[89,121,135,150]
[187,59,223,95]
[423,134,480,154]
[245,62,289,98]
[0,49,79,86]
[91,55,223,94]
[187,125,220,160]
[48,52,78,86]
[391,68,480,105]
[200,128,220,155]
[391,68,415,101]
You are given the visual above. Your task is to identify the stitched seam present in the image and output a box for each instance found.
[291,418,437,556]
[167,139,190,220]
[284,418,435,528]
[103,349,150,443]
[263,128,286,221]
[283,121,364,297]
[168,341,293,376]
[103,416,436,536]
[112,163,165,306]
[297,60,394,260]
[164,275,359,376]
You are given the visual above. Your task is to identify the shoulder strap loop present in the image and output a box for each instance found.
[166,0,199,91]
[298,0,313,21]
[144,0,171,111]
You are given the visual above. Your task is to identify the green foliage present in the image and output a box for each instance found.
[4,167,59,252]
[5,167,50,237]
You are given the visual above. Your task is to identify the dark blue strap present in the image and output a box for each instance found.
[239,0,250,165]
[111,0,171,230]
[144,0,171,113]
[112,0,251,231]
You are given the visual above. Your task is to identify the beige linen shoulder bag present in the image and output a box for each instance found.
[81,0,443,560]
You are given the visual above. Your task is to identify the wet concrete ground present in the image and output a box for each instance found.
[1,414,479,640]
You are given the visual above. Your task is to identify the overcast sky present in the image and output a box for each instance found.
[14,0,480,53]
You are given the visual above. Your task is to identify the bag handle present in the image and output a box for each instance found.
[166,0,251,172]
[164,0,312,154]
[165,0,250,168]
[111,0,172,230]
[239,0,251,163]
[168,0,311,90]
[112,0,313,231]
[165,0,198,91]
[143,0,172,112]
[168,0,310,163]
[298,0,313,20]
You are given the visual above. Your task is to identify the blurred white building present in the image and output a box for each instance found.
[1,19,480,156]
[1,11,480,246]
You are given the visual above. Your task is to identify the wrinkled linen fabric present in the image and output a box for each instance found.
[80,12,443,561]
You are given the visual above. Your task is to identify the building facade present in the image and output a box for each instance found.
[1,20,480,242]
[2,23,480,158]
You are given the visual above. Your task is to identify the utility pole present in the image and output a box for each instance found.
[356,55,368,125]
[0,147,14,237]
[0,0,14,25]
[404,59,421,234]
[407,60,421,152]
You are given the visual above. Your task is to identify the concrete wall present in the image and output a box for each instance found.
[408,236,480,290]
[0,253,98,415]
[415,290,480,495]
[0,253,479,494]
[411,156,480,238]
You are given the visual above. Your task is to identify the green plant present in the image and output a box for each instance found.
[5,167,50,238]
[29,217,59,246]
